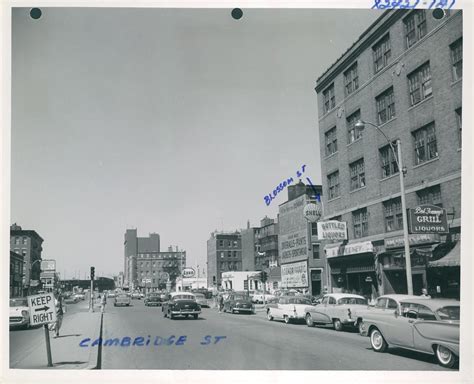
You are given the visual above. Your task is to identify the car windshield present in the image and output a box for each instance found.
[10,298,28,307]
[117,294,129,298]
[436,306,460,321]
[233,295,247,301]
[338,297,367,305]
[174,295,194,300]
[194,294,205,299]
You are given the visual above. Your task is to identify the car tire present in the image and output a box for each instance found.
[193,314,198,319]
[435,344,458,368]
[267,310,273,321]
[357,320,364,334]
[306,313,314,327]
[333,319,343,331]
[370,328,388,353]
[163,311,167,318]
[284,315,291,324]
[169,312,174,320]
[114,303,117,307]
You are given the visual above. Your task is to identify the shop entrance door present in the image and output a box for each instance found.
[311,270,322,296]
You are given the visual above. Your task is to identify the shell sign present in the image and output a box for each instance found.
[303,202,322,223]
[182,268,195,278]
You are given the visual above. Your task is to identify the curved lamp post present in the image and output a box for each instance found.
[354,120,413,295]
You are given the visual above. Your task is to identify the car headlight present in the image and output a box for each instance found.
[21,310,28,318]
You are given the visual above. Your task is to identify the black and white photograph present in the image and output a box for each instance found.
[2,0,473,383]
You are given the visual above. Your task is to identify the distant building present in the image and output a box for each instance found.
[241,221,257,271]
[255,216,279,271]
[114,272,124,289]
[315,9,461,297]
[10,223,43,295]
[207,231,242,288]
[10,251,24,297]
[61,277,115,293]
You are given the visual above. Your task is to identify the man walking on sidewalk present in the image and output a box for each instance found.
[101,293,107,313]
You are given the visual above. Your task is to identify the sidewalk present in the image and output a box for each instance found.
[11,307,102,369]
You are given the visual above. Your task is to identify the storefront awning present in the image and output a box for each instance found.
[429,241,460,268]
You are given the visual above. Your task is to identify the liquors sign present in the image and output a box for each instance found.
[408,204,449,234]
[317,220,347,240]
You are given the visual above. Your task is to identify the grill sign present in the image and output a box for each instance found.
[182,268,195,278]
[408,204,448,234]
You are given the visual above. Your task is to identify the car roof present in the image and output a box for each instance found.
[170,292,195,297]
[325,293,366,299]
[399,298,460,309]
[378,294,427,300]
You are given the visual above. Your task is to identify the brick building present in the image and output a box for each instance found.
[10,251,24,297]
[10,223,43,295]
[315,9,462,298]
[207,231,242,288]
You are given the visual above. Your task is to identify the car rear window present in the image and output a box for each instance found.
[436,306,460,321]
[337,297,367,305]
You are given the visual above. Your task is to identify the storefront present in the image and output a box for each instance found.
[427,240,460,299]
[377,233,441,295]
[325,241,378,299]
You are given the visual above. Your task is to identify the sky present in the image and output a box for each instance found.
[11,7,382,279]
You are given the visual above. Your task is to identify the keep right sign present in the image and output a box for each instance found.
[28,293,57,326]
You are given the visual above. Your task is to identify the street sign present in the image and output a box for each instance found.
[28,293,57,326]
[40,271,56,280]
[41,260,56,271]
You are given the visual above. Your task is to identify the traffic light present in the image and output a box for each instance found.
[260,271,268,283]
[90,266,95,280]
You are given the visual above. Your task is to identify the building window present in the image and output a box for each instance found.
[349,159,365,191]
[312,244,320,259]
[311,222,318,236]
[408,62,432,106]
[15,237,20,245]
[22,237,28,245]
[379,141,399,178]
[21,249,27,257]
[228,251,232,258]
[323,83,336,113]
[417,185,442,207]
[413,122,438,165]
[219,240,224,247]
[450,38,462,81]
[220,252,224,258]
[347,110,362,143]
[233,240,237,247]
[384,198,403,232]
[325,127,338,156]
[456,108,462,148]
[373,34,391,73]
[327,171,340,200]
[376,87,395,125]
[404,11,427,48]
[233,251,237,258]
[353,208,368,238]
[344,63,359,96]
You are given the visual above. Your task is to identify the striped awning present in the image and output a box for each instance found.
[429,241,460,268]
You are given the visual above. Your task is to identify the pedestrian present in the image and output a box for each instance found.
[420,288,431,298]
[101,293,107,313]
[218,294,224,313]
[50,293,64,338]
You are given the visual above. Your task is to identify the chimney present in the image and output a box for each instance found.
[247,220,250,229]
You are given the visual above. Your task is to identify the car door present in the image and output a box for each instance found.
[273,297,286,319]
[309,295,332,324]
[411,304,439,353]
[387,302,417,348]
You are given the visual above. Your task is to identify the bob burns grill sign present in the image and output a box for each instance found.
[408,204,449,234]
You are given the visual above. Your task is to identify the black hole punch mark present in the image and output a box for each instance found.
[30,8,42,20]
[432,8,446,20]
[231,8,243,20]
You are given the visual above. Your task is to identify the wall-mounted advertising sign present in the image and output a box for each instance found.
[408,204,449,234]
[279,195,309,264]
[303,202,322,223]
[317,221,347,240]
[40,260,56,271]
[182,268,195,278]
[385,233,440,249]
[325,241,374,258]
[281,261,308,288]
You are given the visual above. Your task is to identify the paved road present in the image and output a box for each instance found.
[97,299,451,370]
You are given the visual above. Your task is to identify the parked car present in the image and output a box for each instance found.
[193,293,209,308]
[144,293,162,306]
[223,293,255,314]
[74,293,85,301]
[304,293,368,331]
[354,294,431,333]
[107,292,116,299]
[131,291,141,300]
[252,292,276,304]
[114,293,131,307]
[359,298,460,368]
[267,296,313,324]
[64,294,79,304]
[162,292,201,319]
[9,298,30,329]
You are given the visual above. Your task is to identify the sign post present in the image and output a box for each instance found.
[28,292,57,367]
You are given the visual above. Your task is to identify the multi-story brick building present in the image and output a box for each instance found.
[10,223,43,295]
[278,182,324,295]
[315,9,462,298]
[255,216,279,271]
[10,251,24,297]
[123,229,185,291]
[207,231,242,288]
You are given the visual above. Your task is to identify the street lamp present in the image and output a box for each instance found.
[354,120,413,295]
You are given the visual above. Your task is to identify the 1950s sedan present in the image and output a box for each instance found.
[162,292,201,319]
[304,293,368,331]
[359,298,460,368]
[267,296,312,324]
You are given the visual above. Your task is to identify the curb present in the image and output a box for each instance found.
[84,311,103,370]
